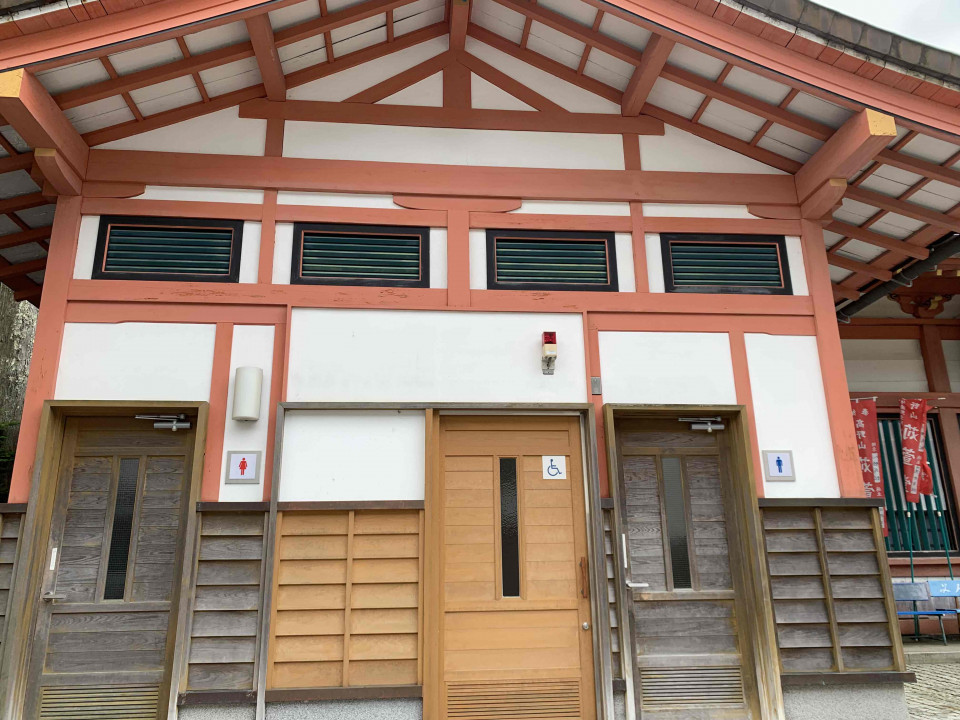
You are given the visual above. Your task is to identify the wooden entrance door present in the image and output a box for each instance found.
[615,418,760,720]
[25,416,195,720]
[436,415,596,720]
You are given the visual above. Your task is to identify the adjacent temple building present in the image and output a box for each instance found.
[0,0,957,718]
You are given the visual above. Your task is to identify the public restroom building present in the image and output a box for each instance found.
[0,0,958,718]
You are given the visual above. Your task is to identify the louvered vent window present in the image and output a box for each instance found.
[93,216,243,282]
[292,223,429,287]
[662,234,792,295]
[486,230,618,292]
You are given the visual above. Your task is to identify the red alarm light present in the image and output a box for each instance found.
[542,331,557,345]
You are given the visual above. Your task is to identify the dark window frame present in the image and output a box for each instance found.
[92,215,244,283]
[485,229,619,292]
[291,222,430,288]
[661,233,792,295]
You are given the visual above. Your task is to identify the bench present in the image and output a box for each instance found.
[894,581,949,644]
[928,579,960,632]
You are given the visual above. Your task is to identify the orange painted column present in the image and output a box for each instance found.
[200,322,234,502]
[728,330,764,497]
[799,219,864,497]
[447,209,470,307]
[258,117,284,284]
[622,133,649,293]
[9,195,82,503]
[583,313,609,497]
[262,319,286,501]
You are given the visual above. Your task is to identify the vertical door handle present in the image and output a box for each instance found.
[579,556,589,599]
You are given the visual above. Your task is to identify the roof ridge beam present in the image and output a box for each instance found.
[622,35,675,117]
[795,108,896,203]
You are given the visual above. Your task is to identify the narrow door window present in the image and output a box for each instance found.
[103,457,140,600]
[499,457,521,597]
[661,456,693,589]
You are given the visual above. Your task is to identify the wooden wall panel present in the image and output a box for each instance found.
[185,511,267,692]
[0,510,24,664]
[601,508,622,681]
[760,504,904,675]
[268,509,422,690]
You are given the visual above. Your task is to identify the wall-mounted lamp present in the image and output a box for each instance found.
[542,331,557,376]
[232,366,263,422]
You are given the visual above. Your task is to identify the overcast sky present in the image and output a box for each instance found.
[818,0,960,54]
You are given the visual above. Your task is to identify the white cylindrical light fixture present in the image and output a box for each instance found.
[232,366,263,422]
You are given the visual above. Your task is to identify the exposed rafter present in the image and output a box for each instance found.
[246,14,286,102]
[826,221,929,260]
[622,35,675,117]
[845,185,960,232]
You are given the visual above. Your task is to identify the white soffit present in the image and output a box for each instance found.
[471,74,535,111]
[526,21,586,70]
[465,37,620,113]
[903,186,959,213]
[269,0,321,31]
[128,76,202,116]
[108,39,183,75]
[17,204,56,228]
[722,66,791,105]
[597,13,650,51]
[65,96,137,135]
[378,72,444,107]
[582,48,633,91]
[394,3,445,34]
[759,123,821,161]
[288,36,448,101]
[834,239,884,263]
[901,133,960,164]
[699,99,766,142]
[183,21,250,55]
[0,216,21,237]
[870,214,925,238]
[199,58,262,97]
[471,0,526,43]
[278,35,328,74]
[646,77,705,119]
[330,13,385,43]
[327,0,369,11]
[0,242,46,265]
[0,169,39,199]
[828,265,853,284]
[95,106,267,155]
[537,0,598,27]
[332,23,387,55]
[666,43,726,80]
[822,230,844,248]
[396,0,445,22]
[35,59,110,95]
[785,92,853,128]
[0,127,28,154]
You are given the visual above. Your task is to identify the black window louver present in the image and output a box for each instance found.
[292,223,429,287]
[486,230,618,292]
[93,216,243,282]
[662,234,792,295]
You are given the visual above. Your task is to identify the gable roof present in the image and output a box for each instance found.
[0,0,957,315]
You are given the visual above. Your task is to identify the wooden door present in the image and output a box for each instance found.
[25,417,195,720]
[437,415,596,720]
[616,418,758,720]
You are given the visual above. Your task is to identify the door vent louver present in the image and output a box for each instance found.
[39,684,160,719]
[447,679,581,719]
[640,667,745,707]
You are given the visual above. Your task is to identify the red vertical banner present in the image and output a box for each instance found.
[851,399,887,535]
[900,398,933,504]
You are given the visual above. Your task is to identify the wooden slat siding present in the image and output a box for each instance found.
[185,511,266,692]
[602,508,622,680]
[0,511,25,664]
[269,509,422,690]
[761,505,900,675]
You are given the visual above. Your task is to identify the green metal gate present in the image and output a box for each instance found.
[879,416,958,554]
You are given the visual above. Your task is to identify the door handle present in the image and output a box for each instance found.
[578,557,589,599]
[626,580,649,589]
[41,591,66,601]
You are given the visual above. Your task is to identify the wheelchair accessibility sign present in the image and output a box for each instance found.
[542,456,567,480]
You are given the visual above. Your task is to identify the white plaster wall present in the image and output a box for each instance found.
[219,325,275,502]
[239,222,261,283]
[614,233,635,293]
[136,186,265,204]
[645,233,664,293]
[642,204,753,218]
[73,215,100,280]
[945,340,960,393]
[380,72,443,107]
[287,309,586,402]
[283,121,625,170]
[598,331,738,405]
[430,228,447,288]
[279,410,425,502]
[639,125,785,174]
[746,333,839,498]
[95,107,267,155]
[277,191,396,208]
[512,201,630,216]
[273,223,294,284]
[785,236,808,296]
[55,323,216,400]
[469,229,487,289]
[841,339,928,393]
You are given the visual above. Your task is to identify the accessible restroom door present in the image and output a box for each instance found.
[436,415,596,720]
[615,417,760,720]
[24,416,195,720]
